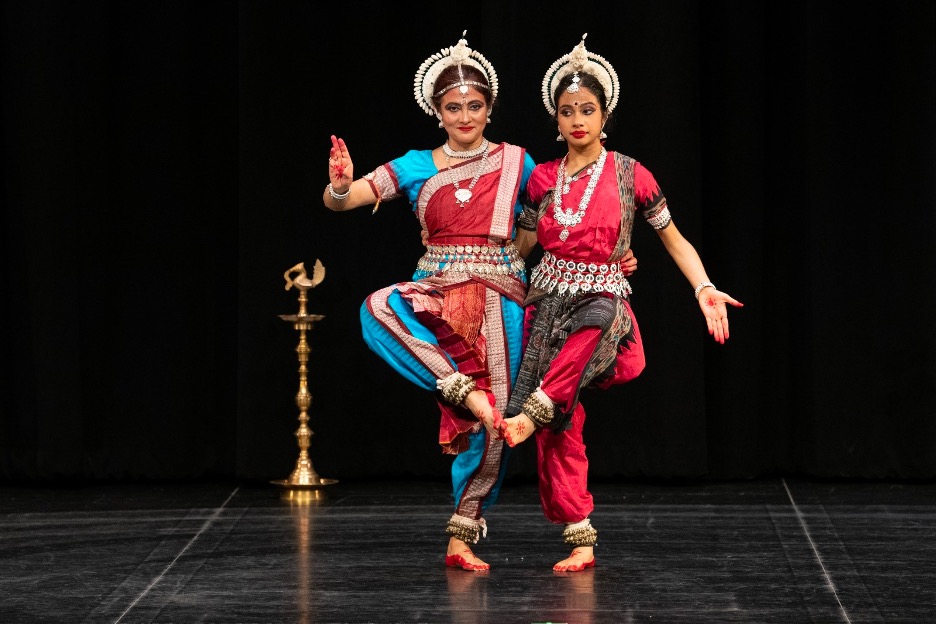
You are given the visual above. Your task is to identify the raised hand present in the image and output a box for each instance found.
[697,288,744,344]
[328,135,353,191]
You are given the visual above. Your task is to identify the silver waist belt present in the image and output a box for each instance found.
[416,243,526,278]
[530,250,632,297]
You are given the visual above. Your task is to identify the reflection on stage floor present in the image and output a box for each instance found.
[1,477,934,623]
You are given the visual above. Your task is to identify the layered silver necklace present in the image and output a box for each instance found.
[553,147,607,241]
[447,140,490,207]
[562,163,596,194]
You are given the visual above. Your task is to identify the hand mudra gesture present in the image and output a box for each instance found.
[328,134,354,190]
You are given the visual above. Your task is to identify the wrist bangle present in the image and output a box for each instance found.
[328,183,351,200]
[694,281,715,299]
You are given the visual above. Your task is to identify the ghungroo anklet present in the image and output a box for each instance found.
[563,519,598,547]
[437,372,476,406]
[446,514,487,544]
[522,389,555,428]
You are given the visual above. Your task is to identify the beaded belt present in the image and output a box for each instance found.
[530,250,632,297]
[416,243,526,278]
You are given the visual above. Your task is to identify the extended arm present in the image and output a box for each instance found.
[656,221,743,344]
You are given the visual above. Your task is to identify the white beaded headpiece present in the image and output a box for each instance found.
[413,31,499,117]
[541,33,620,116]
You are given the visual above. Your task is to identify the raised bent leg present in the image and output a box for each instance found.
[504,325,606,447]
[502,389,554,447]
[438,372,504,439]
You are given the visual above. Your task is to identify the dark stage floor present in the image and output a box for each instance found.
[1,477,934,623]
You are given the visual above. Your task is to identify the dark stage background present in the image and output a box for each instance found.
[2,1,934,484]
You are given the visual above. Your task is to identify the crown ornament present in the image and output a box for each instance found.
[413,31,499,117]
[541,33,619,116]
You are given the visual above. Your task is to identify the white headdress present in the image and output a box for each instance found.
[413,31,499,117]
[541,33,619,116]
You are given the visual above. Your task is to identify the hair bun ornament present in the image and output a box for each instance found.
[541,33,619,116]
[413,31,499,117]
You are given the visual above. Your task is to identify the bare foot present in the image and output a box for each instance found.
[553,547,595,572]
[464,390,504,439]
[445,537,490,571]
[502,413,536,447]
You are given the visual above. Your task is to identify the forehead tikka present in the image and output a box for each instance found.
[455,64,469,103]
[434,60,488,99]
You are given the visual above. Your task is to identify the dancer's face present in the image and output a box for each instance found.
[556,87,606,147]
[438,86,489,150]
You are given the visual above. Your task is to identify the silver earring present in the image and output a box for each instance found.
[556,126,566,142]
[487,116,491,124]
[600,131,608,139]
[438,120,444,128]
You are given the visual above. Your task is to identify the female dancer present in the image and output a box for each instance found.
[503,34,743,572]
[323,33,533,572]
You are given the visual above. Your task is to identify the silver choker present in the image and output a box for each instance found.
[443,139,489,159]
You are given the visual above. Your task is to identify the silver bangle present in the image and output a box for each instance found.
[694,281,716,299]
[328,183,351,200]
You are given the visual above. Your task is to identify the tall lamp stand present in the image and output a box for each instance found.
[271,260,337,502]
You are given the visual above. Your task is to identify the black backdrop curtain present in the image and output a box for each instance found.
[2,1,934,483]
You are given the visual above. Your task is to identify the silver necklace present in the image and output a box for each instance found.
[562,162,596,194]
[443,139,489,159]
[449,142,490,207]
[553,148,607,241]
